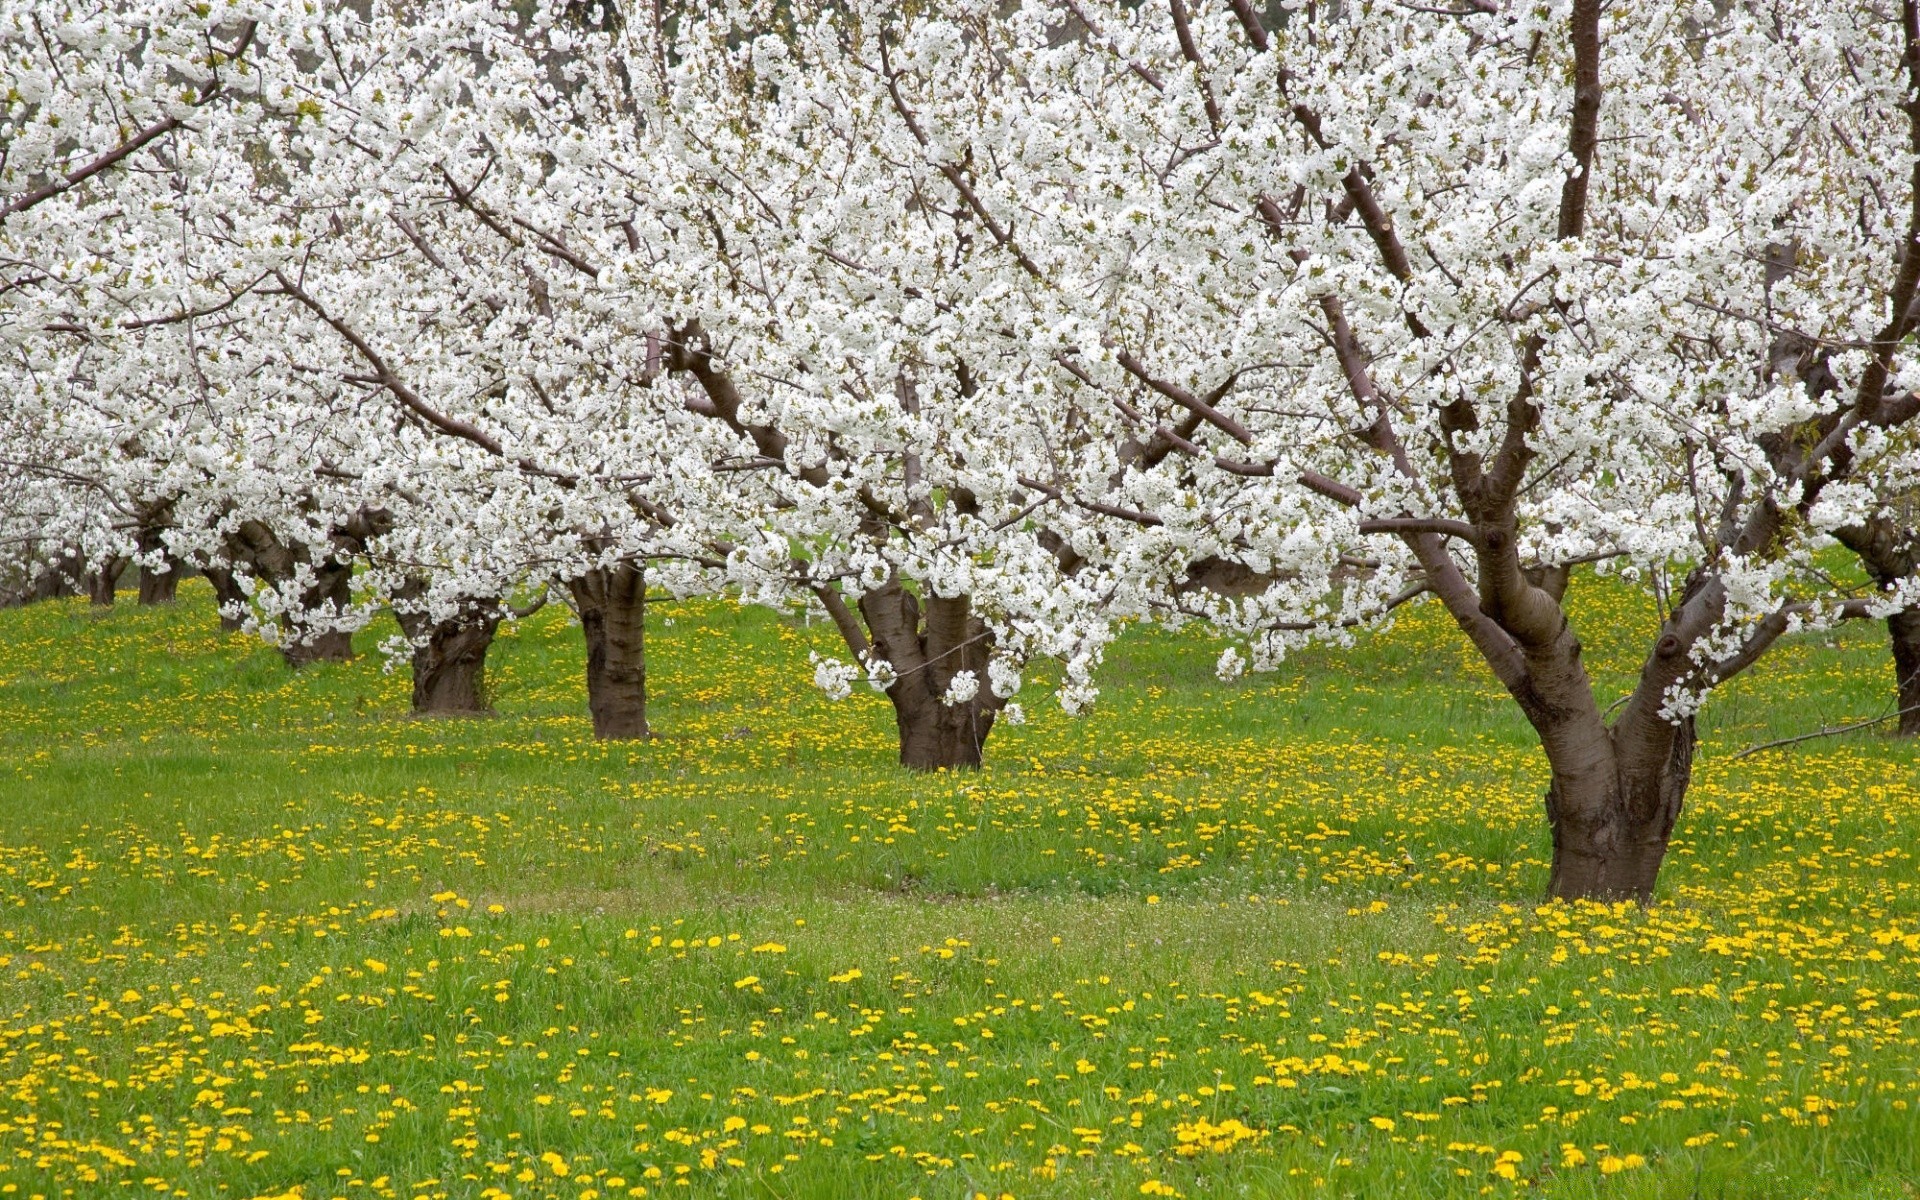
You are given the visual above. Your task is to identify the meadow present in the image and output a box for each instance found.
[0,577,1916,1200]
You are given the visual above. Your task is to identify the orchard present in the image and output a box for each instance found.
[1,2,1918,1197]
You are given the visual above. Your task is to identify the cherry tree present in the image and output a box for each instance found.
[834,0,1920,897]
[197,0,1125,764]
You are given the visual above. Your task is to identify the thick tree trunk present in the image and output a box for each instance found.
[569,564,648,740]
[1543,717,1694,903]
[1427,546,1695,905]
[135,523,180,605]
[1889,607,1920,737]
[224,515,387,668]
[890,686,997,770]
[279,560,355,669]
[409,619,498,715]
[86,557,128,607]
[204,567,249,632]
[394,585,501,716]
[857,583,1002,771]
[137,563,180,605]
[6,549,78,606]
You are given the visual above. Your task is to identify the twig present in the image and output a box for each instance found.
[1731,704,1920,760]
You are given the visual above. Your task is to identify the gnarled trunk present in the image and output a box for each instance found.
[570,564,648,740]
[137,565,180,606]
[1889,607,1920,737]
[394,586,500,716]
[225,513,389,667]
[1426,544,1696,905]
[136,520,180,605]
[857,583,1002,771]
[279,559,355,668]
[204,567,249,632]
[86,557,128,607]
[1543,717,1695,903]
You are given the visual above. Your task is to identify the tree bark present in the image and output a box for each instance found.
[394,584,501,716]
[2,546,78,607]
[204,567,249,632]
[135,514,180,605]
[569,563,648,740]
[856,583,1003,771]
[86,556,128,607]
[1407,521,1699,904]
[279,559,355,668]
[1542,710,1695,903]
[1834,521,1920,736]
[224,512,388,667]
[137,564,180,605]
[1889,606,1920,737]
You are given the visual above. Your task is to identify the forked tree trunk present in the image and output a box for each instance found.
[136,523,180,605]
[857,583,1003,771]
[1542,716,1695,902]
[1433,560,1696,905]
[223,513,388,664]
[394,586,501,716]
[86,557,128,607]
[1889,607,1920,737]
[569,564,648,740]
[204,567,249,632]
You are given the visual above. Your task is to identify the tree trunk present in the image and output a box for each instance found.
[204,568,249,632]
[857,583,1002,770]
[86,557,128,607]
[137,567,180,606]
[1429,556,1694,905]
[569,564,648,740]
[394,585,500,716]
[1890,607,1920,737]
[1543,717,1694,903]
[890,685,997,770]
[1832,522,1919,736]
[223,513,387,663]
[135,524,180,605]
[279,560,355,668]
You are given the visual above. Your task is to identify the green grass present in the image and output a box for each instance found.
[0,576,1915,1200]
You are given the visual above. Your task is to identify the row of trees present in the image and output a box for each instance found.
[4,0,1918,901]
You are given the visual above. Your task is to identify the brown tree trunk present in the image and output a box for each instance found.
[569,564,648,740]
[8,548,78,605]
[856,583,1002,771]
[86,557,128,607]
[204,567,249,632]
[135,521,180,605]
[137,566,180,605]
[1889,607,1920,737]
[224,514,388,667]
[279,560,355,668]
[1833,522,1919,736]
[394,585,501,716]
[1542,716,1694,903]
[1419,539,1694,905]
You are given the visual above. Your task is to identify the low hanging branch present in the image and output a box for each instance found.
[1733,704,1920,760]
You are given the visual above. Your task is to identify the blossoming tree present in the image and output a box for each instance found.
[838,0,1920,897]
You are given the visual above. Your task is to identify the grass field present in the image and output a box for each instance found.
[0,577,1916,1200]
